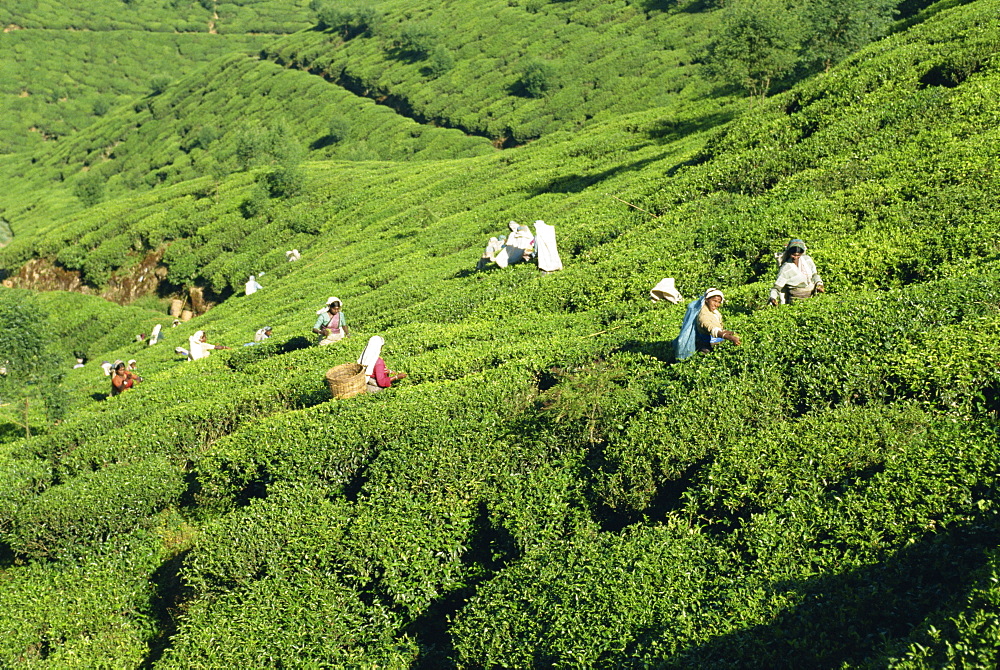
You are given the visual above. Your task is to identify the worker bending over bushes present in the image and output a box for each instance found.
[110,360,141,397]
[770,238,825,306]
[673,288,741,360]
[358,336,407,393]
[314,297,350,345]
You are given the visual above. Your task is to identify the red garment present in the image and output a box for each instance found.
[111,373,134,396]
[371,358,392,388]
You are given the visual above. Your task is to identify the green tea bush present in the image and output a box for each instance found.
[0,529,163,667]
[8,456,185,559]
[0,455,51,535]
[160,573,416,668]
[1,0,1000,666]
[452,521,735,667]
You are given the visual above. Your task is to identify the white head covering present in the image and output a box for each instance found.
[508,220,519,233]
[127,359,137,369]
[245,275,260,295]
[188,331,206,361]
[704,288,724,305]
[650,278,682,303]
[357,336,385,377]
[254,327,272,342]
[317,296,343,315]
[534,220,563,273]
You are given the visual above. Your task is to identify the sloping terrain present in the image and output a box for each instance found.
[1,0,999,668]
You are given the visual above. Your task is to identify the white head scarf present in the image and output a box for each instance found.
[317,296,342,315]
[704,288,724,306]
[188,331,205,361]
[357,336,385,377]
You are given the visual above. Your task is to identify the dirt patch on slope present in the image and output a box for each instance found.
[5,250,166,305]
[5,258,93,294]
[3,250,220,315]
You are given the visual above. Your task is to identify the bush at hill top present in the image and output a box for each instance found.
[1,0,1000,667]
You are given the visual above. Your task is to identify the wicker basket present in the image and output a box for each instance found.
[325,362,367,399]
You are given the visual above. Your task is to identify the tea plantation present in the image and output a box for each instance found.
[1,0,999,667]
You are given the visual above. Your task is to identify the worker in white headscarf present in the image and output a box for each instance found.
[357,336,407,393]
[245,275,263,296]
[533,220,562,273]
[188,330,229,361]
[313,297,350,345]
[695,289,740,354]
[769,238,824,306]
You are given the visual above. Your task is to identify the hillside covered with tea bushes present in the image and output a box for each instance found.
[0,0,929,242]
[1,0,1000,667]
[0,0,314,33]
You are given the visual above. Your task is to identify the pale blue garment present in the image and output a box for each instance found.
[673,297,704,361]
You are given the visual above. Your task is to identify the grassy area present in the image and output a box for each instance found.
[1,0,999,667]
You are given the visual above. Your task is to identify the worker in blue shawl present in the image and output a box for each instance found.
[673,288,741,360]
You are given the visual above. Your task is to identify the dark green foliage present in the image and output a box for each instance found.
[312,1,380,39]
[517,58,556,98]
[1,0,1000,667]
[801,0,898,72]
[395,22,437,61]
[72,171,106,206]
[426,43,455,77]
[8,456,185,560]
[149,75,172,96]
[705,0,804,99]
[91,97,111,116]
[239,183,271,218]
[260,162,304,198]
[327,117,351,143]
[0,291,67,436]
[193,124,220,150]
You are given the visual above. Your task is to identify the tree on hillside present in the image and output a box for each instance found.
[310,1,380,39]
[394,22,437,61]
[234,121,302,172]
[0,295,67,438]
[235,121,305,210]
[150,76,172,96]
[516,58,555,98]
[426,44,455,77]
[705,0,803,100]
[800,0,897,72]
[73,171,105,207]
